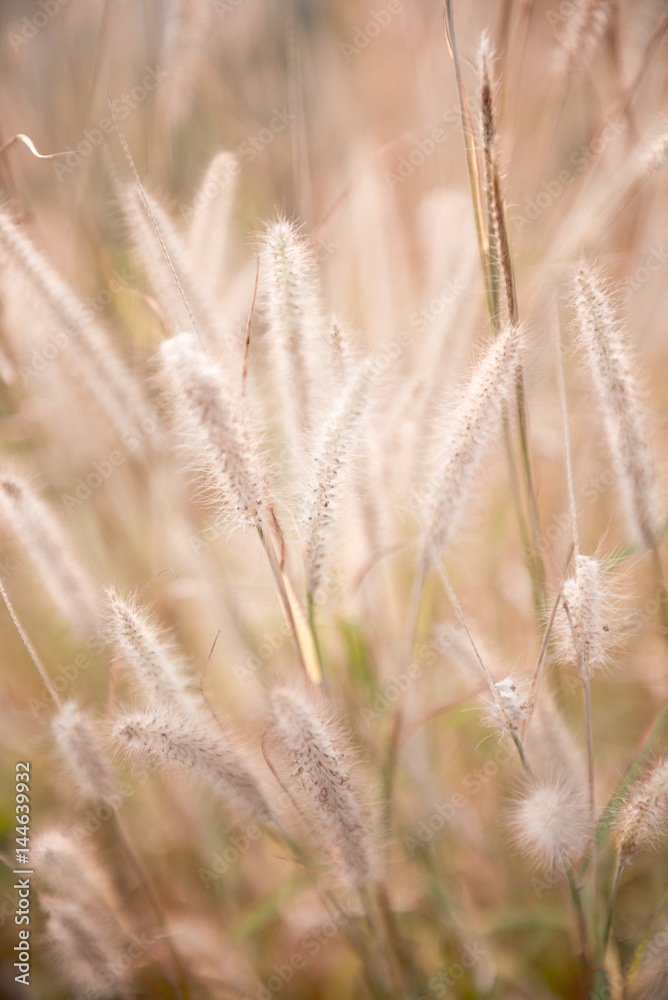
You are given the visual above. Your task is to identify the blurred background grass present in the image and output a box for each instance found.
[0,1,667,998]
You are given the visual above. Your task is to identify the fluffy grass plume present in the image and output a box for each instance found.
[260,218,326,439]
[4,3,668,997]
[124,186,223,349]
[573,264,661,549]
[50,701,117,807]
[105,587,196,711]
[159,331,269,527]
[269,684,375,887]
[0,472,98,634]
[302,359,374,598]
[424,323,522,557]
[33,830,133,998]
[511,773,590,872]
[187,151,238,299]
[556,554,617,672]
[615,758,668,860]
[113,704,274,824]
[0,208,150,442]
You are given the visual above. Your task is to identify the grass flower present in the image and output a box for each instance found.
[269,684,374,886]
[573,264,661,550]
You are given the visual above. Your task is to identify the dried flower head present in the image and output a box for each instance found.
[615,758,668,860]
[302,360,374,597]
[105,588,195,711]
[0,207,150,442]
[33,830,132,999]
[260,218,326,438]
[556,553,618,672]
[573,264,661,549]
[0,472,98,634]
[113,705,273,824]
[159,332,269,527]
[424,323,522,556]
[269,685,374,886]
[51,701,117,807]
[511,773,590,872]
[484,676,529,738]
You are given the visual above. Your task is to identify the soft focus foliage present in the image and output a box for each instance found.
[0,2,668,999]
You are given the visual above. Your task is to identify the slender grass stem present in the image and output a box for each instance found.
[566,865,592,984]
[306,591,325,677]
[601,854,623,959]
[0,579,63,711]
[256,521,309,678]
